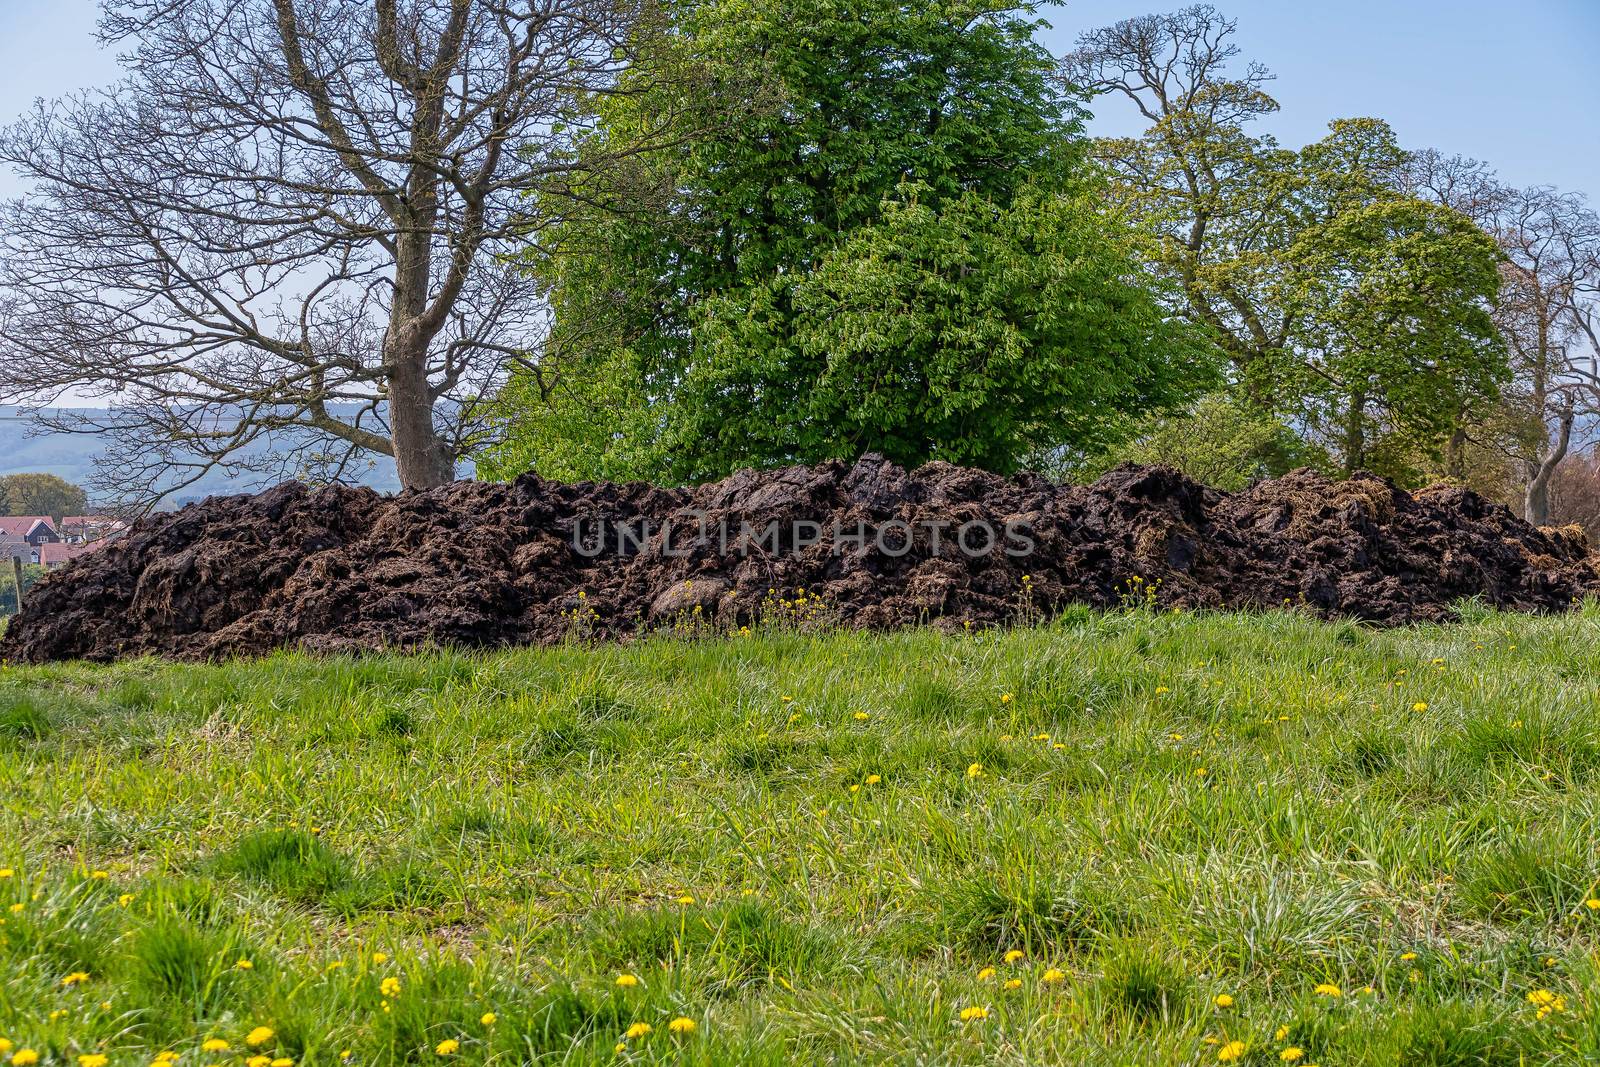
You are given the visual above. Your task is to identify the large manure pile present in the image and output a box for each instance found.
[4,456,1595,663]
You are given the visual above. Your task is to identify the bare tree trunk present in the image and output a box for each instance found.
[388,341,456,488]
[1343,391,1366,476]
[1444,425,1467,480]
[1524,403,1573,526]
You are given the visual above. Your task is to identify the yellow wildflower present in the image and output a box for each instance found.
[1217,1041,1246,1062]
[480,1012,497,1026]
[966,763,984,779]
[1004,978,1022,990]
[62,971,90,987]
[1042,969,1066,985]
[246,1027,275,1047]
[379,977,401,998]
[1003,949,1025,964]
[615,974,640,987]
[1213,993,1233,1008]
[202,1039,230,1053]
[667,1017,696,1035]
[624,1023,652,1039]
[434,1039,459,1056]
[958,1006,989,1022]
[976,967,996,980]
[1280,1049,1304,1062]
[14,1051,40,1067]
[80,1056,109,1067]
[1313,983,1341,998]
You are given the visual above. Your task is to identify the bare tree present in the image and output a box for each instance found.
[0,0,654,503]
[1408,151,1600,524]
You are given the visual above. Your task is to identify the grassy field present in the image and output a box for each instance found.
[4,606,1600,1065]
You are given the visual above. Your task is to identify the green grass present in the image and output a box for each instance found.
[5,604,1600,1064]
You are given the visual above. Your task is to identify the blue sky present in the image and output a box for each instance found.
[0,0,1595,200]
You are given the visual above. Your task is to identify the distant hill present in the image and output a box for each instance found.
[0,407,406,506]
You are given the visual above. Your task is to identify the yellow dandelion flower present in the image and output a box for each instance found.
[676,894,695,905]
[1274,1026,1289,1041]
[667,1017,696,1035]
[615,974,640,987]
[236,959,254,970]
[480,1012,497,1026]
[1003,949,1025,964]
[853,712,870,721]
[1412,702,1428,712]
[976,966,996,980]
[245,1026,275,1047]
[62,971,90,987]
[0,1041,11,1055]
[966,763,984,779]
[1585,899,1600,911]
[624,1023,652,1039]
[1399,952,1417,961]
[1042,969,1066,985]
[271,1059,293,1067]
[1003,978,1022,990]
[202,1039,230,1053]
[1313,983,1341,998]
[14,1051,40,1067]
[89,871,109,880]
[1280,1049,1304,1062]
[1000,693,1013,705]
[247,1057,271,1067]
[1217,1040,1246,1062]
[372,952,389,963]
[865,774,881,785]
[80,1056,109,1067]
[118,894,133,907]
[958,1006,989,1022]
[379,977,401,998]
[0,869,11,878]
[1155,687,1170,695]
[1213,993,1233,1008]
[434,1039,459,1056]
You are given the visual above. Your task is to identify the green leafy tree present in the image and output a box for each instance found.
[1280,196,1505,475]
[481,0,1216,482]
[1071,393,1327,490]
[0,473,88,522]
[1068,10,1509,482]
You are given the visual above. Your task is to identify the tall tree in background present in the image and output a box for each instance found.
[1067,5,1507,481]
[1406,151,1600,523]
[0,0,648,503]
[482,0,1215,482]
[0,474,89,522]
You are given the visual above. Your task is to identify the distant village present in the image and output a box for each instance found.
[0,513,127,569]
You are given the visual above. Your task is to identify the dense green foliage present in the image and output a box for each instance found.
[1069,394,1327,490]
[0,474,87,522]
[1091,68,1508,480]
[8,610,1600,1063]
[480,0,1214,482]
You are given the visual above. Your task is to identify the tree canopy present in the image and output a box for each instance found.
[480,0,1217,483]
